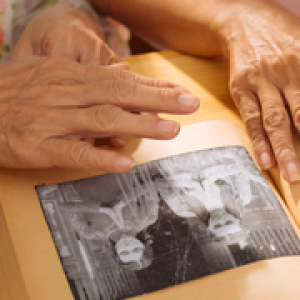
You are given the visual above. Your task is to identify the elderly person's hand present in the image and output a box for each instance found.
[89,0,300,182]
[218,0,300,182]
[0,56,199,171]
[10,4,128,147]
[10,5,119,65]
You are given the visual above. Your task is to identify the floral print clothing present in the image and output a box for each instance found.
[0,0,130,64]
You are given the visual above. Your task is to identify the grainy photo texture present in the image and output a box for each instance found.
[36,147,300,300]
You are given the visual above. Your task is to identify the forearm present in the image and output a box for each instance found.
[89,0,223,56]
[88,0,280,57]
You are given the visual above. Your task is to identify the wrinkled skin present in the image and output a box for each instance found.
[89,0,300,182]
[220,1,300,183]
[0,56,199,170]
[10,5,119,65]
[10,5,125,147]
[5,5,199,171]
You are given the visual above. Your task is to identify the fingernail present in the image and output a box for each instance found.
[285,161,300,183]
[178,94,200,110]
[260,152,273,169]
[157,120,180,135]
[174,86,190,93]
[114,137,126,146]
[115,156,135,170]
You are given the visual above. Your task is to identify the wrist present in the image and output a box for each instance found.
[211,0,278,58]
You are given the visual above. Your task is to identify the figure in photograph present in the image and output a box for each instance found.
[156,161,269,248]
[60,184,159,271]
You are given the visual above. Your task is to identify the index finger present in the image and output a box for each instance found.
[84,65,188,90]
[259,80,300,182]
[21,57,187,91]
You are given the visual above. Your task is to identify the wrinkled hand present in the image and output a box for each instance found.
[10,4,119,65]
[0,56,199,170]
[10,4,128,147]
[218,0,300,183]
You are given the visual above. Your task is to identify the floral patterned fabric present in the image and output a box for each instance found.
[0,0,130,64]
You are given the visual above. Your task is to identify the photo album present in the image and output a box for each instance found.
[1,120,300,300]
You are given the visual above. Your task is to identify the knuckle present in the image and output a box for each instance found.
[230,65,257,92]
[273,144,294,161]
[243,108,262,131]
[260,54,285,80]
[90,105,123,132]
[110,80,137,103]
[156,88,178,102]
[112,69,133,81]
[67,143,89,166]
[133,74,150,85]
[263,107,288,132]
[94,152,111,170]
[247,67,260,88]
[231,90,257,114]
[157,79,174,88]
[136,75,167,87]
[251,137,268,152]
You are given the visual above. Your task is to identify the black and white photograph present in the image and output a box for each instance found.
[36,146,300,300]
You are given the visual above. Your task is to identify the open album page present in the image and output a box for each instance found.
[30,120,300,300]
[0,203,29,300]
